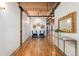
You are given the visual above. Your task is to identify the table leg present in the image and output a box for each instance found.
[75,41,77,56]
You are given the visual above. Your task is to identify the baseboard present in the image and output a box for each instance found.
[54,45,67,56]
[10,46,21,56]
[10,37,31,56]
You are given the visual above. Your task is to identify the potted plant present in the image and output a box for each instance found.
[54,28,61,46]
[55,29,60,32]
[54,28,61,39]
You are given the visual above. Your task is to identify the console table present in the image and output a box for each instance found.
[56,36,77,56]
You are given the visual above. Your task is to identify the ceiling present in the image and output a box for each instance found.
[19,2,60,17]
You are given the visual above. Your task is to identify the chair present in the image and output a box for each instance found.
[32,30,38,38]
[39,30,45,38]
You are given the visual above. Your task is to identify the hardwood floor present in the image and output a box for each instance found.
[14,31,64,56]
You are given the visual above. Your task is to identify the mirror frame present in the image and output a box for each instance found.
[58,12,76,33]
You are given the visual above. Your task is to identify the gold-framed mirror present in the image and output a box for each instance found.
[58,12,76,33]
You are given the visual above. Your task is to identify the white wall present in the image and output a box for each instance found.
[0,2,20,56]
[0,2,30,56]
[22,12,31,42]
[55,2,79,56]
[30,17,46,36]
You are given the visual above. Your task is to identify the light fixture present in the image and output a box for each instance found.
[0,3,6,11]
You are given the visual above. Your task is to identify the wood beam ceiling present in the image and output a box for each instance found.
[18,2,60,23]
[17,2,29,16]
[48,2,60,16]
[28,15,54,17]
[47,2,60,23]
[19,2,57,17]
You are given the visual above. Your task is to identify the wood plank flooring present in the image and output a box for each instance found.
[14,31,64,56]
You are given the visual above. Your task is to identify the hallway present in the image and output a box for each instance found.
[13,32,64,56]
[0,2,79,56]
[11,2,63,56]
